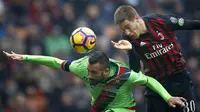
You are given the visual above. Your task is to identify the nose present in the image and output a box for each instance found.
[125,29,131,36]
[88,72,92,79]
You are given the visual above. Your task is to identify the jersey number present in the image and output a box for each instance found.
[183,100,195,112]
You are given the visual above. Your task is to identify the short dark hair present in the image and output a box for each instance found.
[88,51,110,70]
[114,5,138,24]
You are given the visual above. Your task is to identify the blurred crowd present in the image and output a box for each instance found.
[0,0,199,112]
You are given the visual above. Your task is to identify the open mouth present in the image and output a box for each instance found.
[132,32,139,39]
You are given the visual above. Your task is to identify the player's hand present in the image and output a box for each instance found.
[111,40,132,50]
[168,97,186,108]
[3,51,23,61]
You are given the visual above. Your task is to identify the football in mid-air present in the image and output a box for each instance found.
[70,27,96,54]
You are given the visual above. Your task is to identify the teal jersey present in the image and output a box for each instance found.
[62,56,148,111]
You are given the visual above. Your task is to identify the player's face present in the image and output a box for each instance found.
[87,63,109,85]
[119,16,142,39]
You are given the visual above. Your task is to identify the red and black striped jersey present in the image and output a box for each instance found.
[123,14,200,80]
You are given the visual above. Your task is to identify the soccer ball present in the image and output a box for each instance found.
[70,27,96,54]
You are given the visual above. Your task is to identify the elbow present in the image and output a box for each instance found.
[53,58,63,69]
[142,77,149,86]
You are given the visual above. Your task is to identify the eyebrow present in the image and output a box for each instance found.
[87,68,97,73]
[122,24,129,31]
[124,24,129,29]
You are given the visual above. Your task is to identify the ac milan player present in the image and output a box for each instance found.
[112,5,200,112]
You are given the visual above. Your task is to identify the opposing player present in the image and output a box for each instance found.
[112,5,200,112]
[3,51,185,112]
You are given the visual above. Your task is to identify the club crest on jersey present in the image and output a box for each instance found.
[178,18,184,26]
[156,31,164,40]
[170,17,178,24]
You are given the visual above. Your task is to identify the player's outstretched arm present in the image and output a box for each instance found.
[3,51,64,69]
[181,20,200,30]
[129,71,186,108]
[159,14,200,30]
[145,76,186,108]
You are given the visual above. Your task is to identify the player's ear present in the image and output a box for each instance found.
[104,68,110,76]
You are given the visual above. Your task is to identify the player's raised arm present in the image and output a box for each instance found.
[128,71,186,108]
[158,14,200,30]
[3,51,64,69]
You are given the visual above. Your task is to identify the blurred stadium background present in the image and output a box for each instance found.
[0,0,199,112]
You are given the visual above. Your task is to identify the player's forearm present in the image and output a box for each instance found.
[179,20,200,30]
[127,50,141,72]
[146,76,171,102]
[23,55,63,69]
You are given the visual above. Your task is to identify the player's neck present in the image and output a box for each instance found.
[140,19,148,35]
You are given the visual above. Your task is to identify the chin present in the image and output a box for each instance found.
[132,36,139,39]
[135,37,140,39]
[134,34,140,39]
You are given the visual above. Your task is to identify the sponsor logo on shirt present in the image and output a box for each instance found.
[144,43,174,59]
[178,18,184,26]
[156,31,165,40]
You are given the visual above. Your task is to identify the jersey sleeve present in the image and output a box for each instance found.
[61,56,88,79]
[23,55,64,69]
[158,14,200,30]
[128,71,171,102]
[128,71,148,85]
[127,48,141,73]
[122,33,141,72]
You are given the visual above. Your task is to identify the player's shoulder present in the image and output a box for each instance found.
[143,13,181,20]
[142,13,167,20]
[109,58,129,68]
[71,56,88,64]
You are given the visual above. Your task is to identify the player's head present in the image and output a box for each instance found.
[114,5,144,39]
[88,51,110,85]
